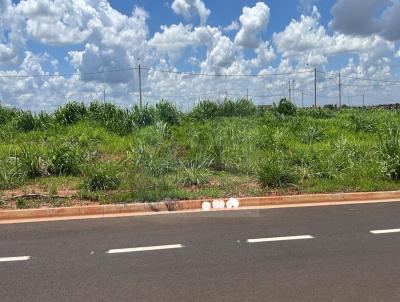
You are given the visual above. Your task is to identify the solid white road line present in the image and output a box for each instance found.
[246,235,314,243]
[0,256,31,262]
[370,228,400,235]
[107,244,185,254]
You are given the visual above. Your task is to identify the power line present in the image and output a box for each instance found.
[0,66,314,79]
[0,67,140,79]
[317,70,400,84]
[143,67,314,78]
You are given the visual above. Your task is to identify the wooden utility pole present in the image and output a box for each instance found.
[103,88,106,103]
[138,64,143,108]
[338,72,342,108]
[314,68,317,108]
[292,79,295,104]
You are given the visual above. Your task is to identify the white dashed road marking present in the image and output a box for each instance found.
[106,244,185,254]
[370,228,400,234]
[246,235,314,243]
[0,256,31,263]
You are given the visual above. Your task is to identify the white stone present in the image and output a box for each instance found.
[202,201,212,211]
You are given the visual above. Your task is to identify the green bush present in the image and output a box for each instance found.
[131,105,155,127]
[258,155,299,188]
[275,98,296,116]
[379,123,400,180]
[82,165,121,191]
[13,111,37,132]
[0,163,23,190]
[15,146,49,178]
[303,108,333,119]
[48,143,82,176]
[0,105,19,126]
[54,102,87,126]
[178,160,210,187]
[191,100,219,120]
[88,102,135,135]
[348,112,376,132]
[155,100,180,125]
[219,99,257,117]
[300,126,324,144]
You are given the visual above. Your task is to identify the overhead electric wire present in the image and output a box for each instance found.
[0,66,314,79]
[0,67,140,79]
[317,70,400,84]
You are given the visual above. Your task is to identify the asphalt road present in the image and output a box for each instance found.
[2,202,400,302]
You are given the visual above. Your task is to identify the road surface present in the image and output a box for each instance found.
[2,202,400,301]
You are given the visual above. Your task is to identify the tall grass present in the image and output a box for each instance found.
[1,99,400,206]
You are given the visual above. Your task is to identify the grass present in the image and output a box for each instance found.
[1,99,400,209]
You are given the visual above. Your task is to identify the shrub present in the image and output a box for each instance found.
[258,155,299,188]
[0,163,23,190]
[324,104,337,110]
[219,99,257,117]
[0,105,19,126]
[12,111,37,132]
[82,165,121,191]
[178,160,211,187]
[54,102,87,125]
[155,100,180,125]
[300,126,324,144]
[15,146,49,178]
[348,112,376,132]
[303,108,333,119]
[131,105,155,127]
[48,143,82,176]
[275,98,296,116]
[127,138,174,177]
[88,102,135,135]
[191,100,219,120]
[379,123,400,180]
[235,98,257,116]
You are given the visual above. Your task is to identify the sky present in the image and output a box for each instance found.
[1,0,400,111]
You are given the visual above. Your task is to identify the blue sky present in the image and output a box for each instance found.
[1,0,400,110]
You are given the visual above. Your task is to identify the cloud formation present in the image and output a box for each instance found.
[235,2,270,48]
[330,0,400,41]
[171,0,211,25]
[0,0,399,110]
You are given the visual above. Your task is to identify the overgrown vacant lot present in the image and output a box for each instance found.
[1,99,400,209]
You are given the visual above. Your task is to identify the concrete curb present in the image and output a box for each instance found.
[1,191,400,221]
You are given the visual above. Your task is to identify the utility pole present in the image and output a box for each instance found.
[292,79,295,104]
[246,88,249,101]
[103,88,106,103]
[288,80,292,101]
[314,68,317,108]
[338,72,342,108]
[138,64,143,108]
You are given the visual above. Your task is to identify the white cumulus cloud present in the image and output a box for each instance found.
[171,0,211,25]
[235,2,270,49]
